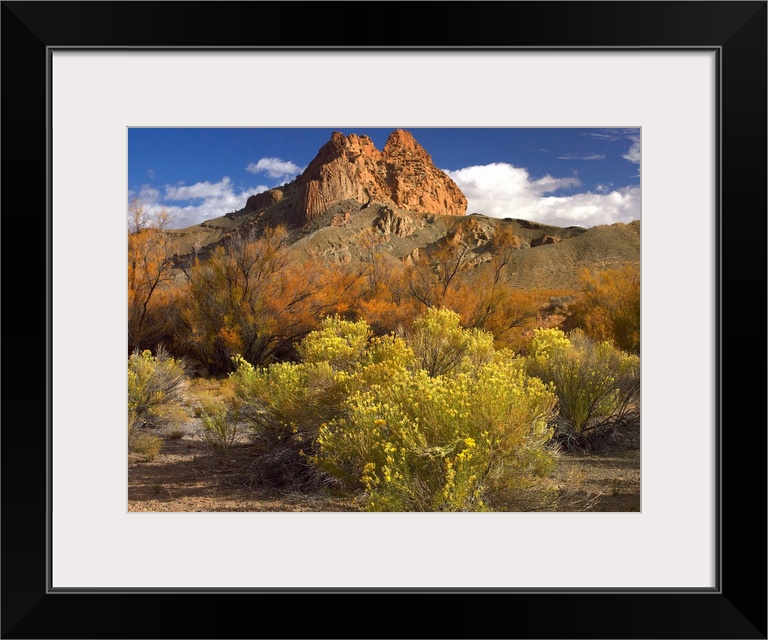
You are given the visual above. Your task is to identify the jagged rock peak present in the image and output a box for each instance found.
[245,129,467,226]
[384,128,422,152]
[312,131,380,164]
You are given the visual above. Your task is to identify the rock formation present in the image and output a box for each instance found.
[330,210,351,227]
[530,234,561,247]
[242,130,468,226]
[245,188,283,211]
[375,206,419,238]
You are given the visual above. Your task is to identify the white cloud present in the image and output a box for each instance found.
[146,168,156,180]
[246,157,303,180]
[582,129,641,165]
[127,184,160,204]
[446,162,640,228]
[556,153,606,161]
[129,177,270,229]
[582,131,621,141]
[623,136,641,164]
[164,177,236,201]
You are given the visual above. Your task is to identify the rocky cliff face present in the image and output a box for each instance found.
[243,130,467,226]
[379,130,466,217]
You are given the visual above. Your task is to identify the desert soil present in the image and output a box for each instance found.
[128,422,640,513]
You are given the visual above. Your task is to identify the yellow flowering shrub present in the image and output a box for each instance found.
[361,333,415,369]
[295,315,370,371]
[315,359,557,512]
[408,307,495,377]
[230,358,340,441]
[527,327,572,360]
[228,355,345,485]
[229,318,417,486]
[331,333,415,396]
[127,346,187,444]
[199,403,240,464]
[527,328,640,448]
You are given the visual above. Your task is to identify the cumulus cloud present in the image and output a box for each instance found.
[446,162,640,228]
[165,177,236,201]
[246,157,303,180]
[135,185,161,203]
[129,177,270,229]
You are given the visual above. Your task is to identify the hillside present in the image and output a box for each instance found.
[168,206,638,292]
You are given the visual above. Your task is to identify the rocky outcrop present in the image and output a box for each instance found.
[379,130,466,216]
[449,218,492,249]
[254,130,467,226]
[375,206,418,238]
[245,189,283,211]
[330,211,351,227]
[531,234,561,247]
[404,247,421,265]
[315,242,352,265]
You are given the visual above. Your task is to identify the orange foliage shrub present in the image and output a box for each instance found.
[570,264,640,354]
[353,233,420,333]
[128,208,626,370]
[178,227,328,373]
[128,203,181,351]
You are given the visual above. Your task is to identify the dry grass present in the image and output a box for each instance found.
[131,435,163,462]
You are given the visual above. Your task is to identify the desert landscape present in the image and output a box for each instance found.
[128,128,640,512]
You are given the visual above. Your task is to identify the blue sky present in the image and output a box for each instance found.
[129,128,640,229]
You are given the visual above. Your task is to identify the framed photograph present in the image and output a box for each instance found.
[3,2,765,638]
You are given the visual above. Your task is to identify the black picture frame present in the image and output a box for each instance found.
[2,2,765,638]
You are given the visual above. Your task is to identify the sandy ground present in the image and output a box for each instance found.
[129,424,640,513]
